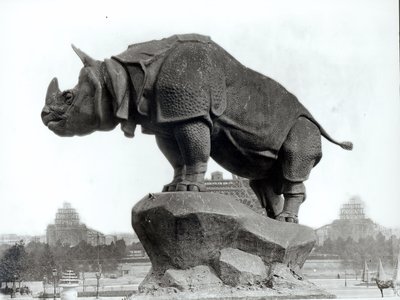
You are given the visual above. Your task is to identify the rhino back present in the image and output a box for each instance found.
[153,38,313,160]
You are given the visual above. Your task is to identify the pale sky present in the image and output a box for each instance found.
[0,0,399,236]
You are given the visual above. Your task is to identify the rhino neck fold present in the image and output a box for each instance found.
[102,61,137,137]
[91,62,118,132]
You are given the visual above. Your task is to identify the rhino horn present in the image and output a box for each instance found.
[46,77,61,105]
[71,44,96,67]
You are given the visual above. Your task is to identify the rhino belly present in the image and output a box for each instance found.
[210,123,277,179]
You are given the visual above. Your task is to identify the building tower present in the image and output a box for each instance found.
[46,202,105,246]
[205,171,265,215]
[55,202,80,226]
[315,196,393,246]
[339,196,366,220]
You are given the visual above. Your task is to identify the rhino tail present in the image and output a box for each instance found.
[319,124,353,150]
[331,140,353,150]
[305,116,353,150]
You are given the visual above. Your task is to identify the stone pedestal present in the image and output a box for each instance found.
[131,192,334,299]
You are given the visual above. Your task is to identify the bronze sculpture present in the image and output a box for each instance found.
[41,33,352,223]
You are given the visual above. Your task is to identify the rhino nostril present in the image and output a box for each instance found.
[41,107,53,123]
[41,106,50,116]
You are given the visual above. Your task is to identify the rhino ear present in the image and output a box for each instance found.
[71,44,97,67]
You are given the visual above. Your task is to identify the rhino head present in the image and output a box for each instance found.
[41,46,121,137]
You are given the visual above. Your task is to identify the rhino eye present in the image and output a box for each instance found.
[63,91,74,105]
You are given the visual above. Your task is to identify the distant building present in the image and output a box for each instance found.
[315,196,396,246]
[0,234,45,245]
[46,202,105,246]
[30,235,47,243]
[104,235,117,245]
[0,234,21,245]
[103,233,139,245]
[205,171,265,214]
[114,233,139,245]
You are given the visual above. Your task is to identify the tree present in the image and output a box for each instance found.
[0,241,28,284]
[130,241,145,251]
[114,239,126,258]
[334,237,346,255]
[313,232,400,279]
[341,237,361,276]
[320,238,334,254]
[39,244,55,279]
[50,243,77,275]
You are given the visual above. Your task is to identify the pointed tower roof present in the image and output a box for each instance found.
[393,252,400,284]
[362,260,369,282]
[376,258,388,281]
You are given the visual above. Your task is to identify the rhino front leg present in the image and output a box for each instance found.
[156,136,185,191]
[173,120,210,192]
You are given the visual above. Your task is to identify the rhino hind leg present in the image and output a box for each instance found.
[276,183,306,223]
[249,178,284,219]
[173,120,211,192]
[276,117,322,223]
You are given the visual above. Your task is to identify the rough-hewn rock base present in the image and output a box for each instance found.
[132,290,334,300]
[131,192,334,299]
[132,263,335,299]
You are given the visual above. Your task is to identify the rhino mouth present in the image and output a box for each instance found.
[41,110,69,136]
[48,119,66,132]
[41,110,65,127]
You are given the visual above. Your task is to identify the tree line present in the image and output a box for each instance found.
[0,239,132,287]
[314,232,400,274]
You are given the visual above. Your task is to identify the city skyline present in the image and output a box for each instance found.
[0,0,399,235]
[1,176,399,238]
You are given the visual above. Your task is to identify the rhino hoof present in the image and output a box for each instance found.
[275,212,299,223]
[168,185,177,192]
[286,217,298,223]
[162,184,177,192]
[176,183,189,191]
[175,181,205,192]
[276,215,286,222]
[188,185,200,192]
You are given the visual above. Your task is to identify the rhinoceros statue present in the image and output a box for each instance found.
[41,34,352,223]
